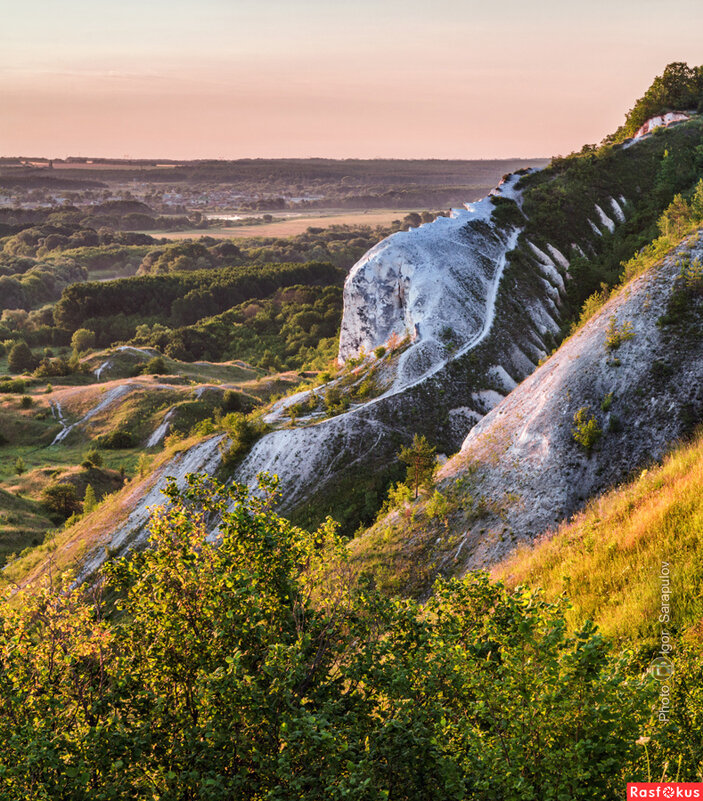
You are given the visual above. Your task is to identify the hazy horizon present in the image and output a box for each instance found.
[3,0,702,160]
[2,155,552,163]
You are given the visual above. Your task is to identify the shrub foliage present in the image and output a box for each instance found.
[1,475,692,798]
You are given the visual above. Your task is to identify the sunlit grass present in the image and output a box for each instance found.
[494,429,703,645]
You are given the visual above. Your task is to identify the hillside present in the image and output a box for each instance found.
[4,63,703,798]
[5,103,703,588]
[0,346,301,578]
[350,226,703,594]
[493,426,703,646]
[231,110,703,535]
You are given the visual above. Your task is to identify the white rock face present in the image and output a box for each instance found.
[435,232,703,572]
[594,204,615,233]
[487,365,518,393]
[263,388,318,424]
[94,360,111,381]
[588,219,603,237]
[527,242,567,295]
[609,196,626,223]
[146,408,176,448]
[546,244,570,270]
[338,173,527,390]
[235,414,391,512]
[633,111,690,139]
[51,383,135,445]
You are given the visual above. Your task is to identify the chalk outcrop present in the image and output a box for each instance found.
[633,111,691,139]
[49,165,637,582]
[356,231,703,583]
[74,435,225,584]
[338,174,526,390]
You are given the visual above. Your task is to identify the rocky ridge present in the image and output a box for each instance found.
[351,231,703,591]
[23,112,698,582]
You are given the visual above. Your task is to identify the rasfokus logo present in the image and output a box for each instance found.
[628,784,703,798]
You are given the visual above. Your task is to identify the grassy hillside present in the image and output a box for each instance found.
[494,427,703,646]
[348,201,703,596]
[0,348,307,574]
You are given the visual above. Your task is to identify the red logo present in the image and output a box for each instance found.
[628,785,703,798]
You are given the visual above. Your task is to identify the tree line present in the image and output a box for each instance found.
[612,61,703,142]
[52,262,343,343]
[132,284,342,369]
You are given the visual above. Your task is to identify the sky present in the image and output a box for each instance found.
[1,0,702,160]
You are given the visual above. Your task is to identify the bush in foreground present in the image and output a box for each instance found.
[0,474,690,799]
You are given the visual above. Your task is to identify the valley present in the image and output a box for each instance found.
[3,78,703,586]
[2,60,703,796]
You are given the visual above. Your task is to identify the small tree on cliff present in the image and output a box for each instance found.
[399,434,436,499]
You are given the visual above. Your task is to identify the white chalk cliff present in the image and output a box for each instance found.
[338,174,526,390]
[59,163,640,579]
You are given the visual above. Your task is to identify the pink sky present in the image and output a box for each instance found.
[2,0,702,159]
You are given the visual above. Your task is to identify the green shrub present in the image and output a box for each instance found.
[34,357,71,378]
[353,376,376,400]
[41,482,81,519]
[190,418,216,436]
[571,285,611,333]
[323,384,350,416]
[377,481,414,519]
[70,328,96,353]
[399,434,436,498]
[96,430,134,449]
[143,355,166,374]
[572,406,603,452]
[83,484,97,514]
[426,489,450,522]
[221,389,256,413]
[0,480,656,797]
[82,448,103,468]
[682,255,703,293]
[7,342,35,374]
[490,194,526,228]
[137,452,151,478]
[605,316,635,352]
[0,379,25,394]
[219,412,267,466]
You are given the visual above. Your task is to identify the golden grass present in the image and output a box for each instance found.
[143,209,414,240]
[494,430,703,644]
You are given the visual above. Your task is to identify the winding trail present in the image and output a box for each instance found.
[386,226,521,399]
